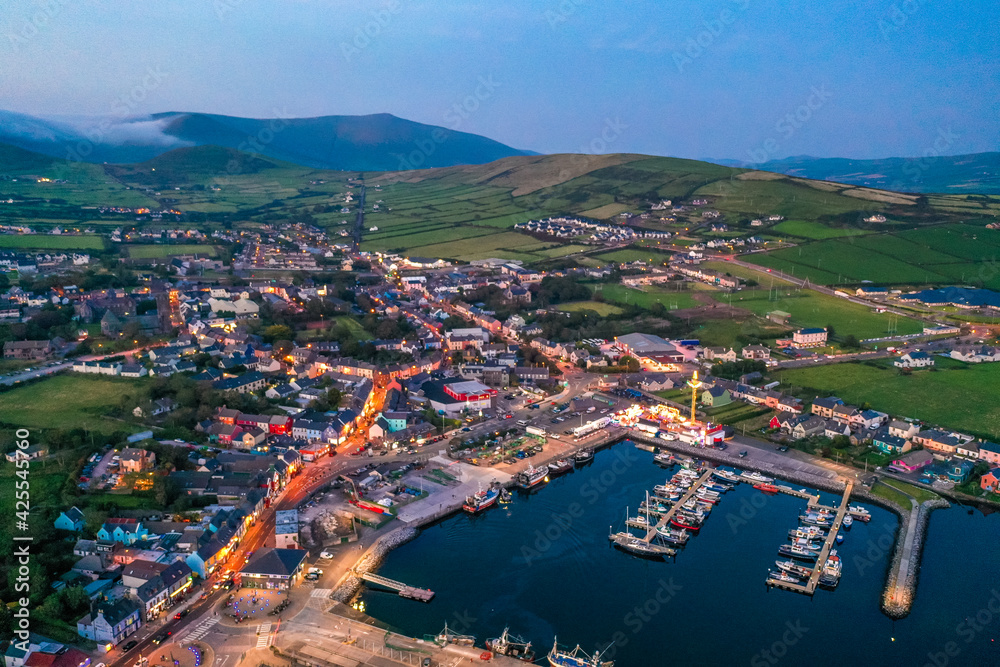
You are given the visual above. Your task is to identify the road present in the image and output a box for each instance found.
[0,343,165,386]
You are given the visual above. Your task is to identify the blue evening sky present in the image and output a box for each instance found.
[2,0,997,160]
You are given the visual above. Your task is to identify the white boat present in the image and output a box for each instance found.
[848,505,872,522]
[741,471,774,483]
[842,514,854,529]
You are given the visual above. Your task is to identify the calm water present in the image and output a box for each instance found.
[360,443,1000,666]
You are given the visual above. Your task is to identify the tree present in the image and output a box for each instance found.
[621,356,640,372]
[842,334,860,349]
[263,324,294,344]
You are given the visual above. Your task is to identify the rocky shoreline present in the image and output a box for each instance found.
[330,526,419,602]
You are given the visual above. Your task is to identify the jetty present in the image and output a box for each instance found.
[766,481,853,596]
[640,467,716,544]
[357,571,435,602]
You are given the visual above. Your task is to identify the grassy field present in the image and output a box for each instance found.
[125,243,217,258]
[747,223,1000,289]
[871,480,912,509]
[882,477,938,503]
[719,287,923,339]
[778,361,1000,439]
[0,234,105,250]
[771,219,874,239]
[0,375,147,434]
[593,283,701,310]
[689,317,789,348]
[557,301,625,316]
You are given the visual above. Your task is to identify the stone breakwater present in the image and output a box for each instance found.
[881,498,951,619]
[331,526,419,602]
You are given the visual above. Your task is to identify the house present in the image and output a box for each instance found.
[894,351,935,368]
[236,547,307,590]
[956,441,980,460]
[776,396,803,414]
[888,449,935,473]
[54,507,85,532]
[118,448,156,473]
[888,420,920,440]
[791,416,826,439]
[212,371,268,394]
[810,396,844,419]
[700,386,732,408]
[76,598,141,646]
[873,433,911,455]
[978,441,1000,465]
[949,345,1000,363]
[824,420,851,439]
[831,404,860,425]
[97,519,148,545]
[981,468,1000,493]
[792,328,828,347]
[947,459,975,484]
[703,347,737,362]
[3,340,54,360]
[741,344,770,360]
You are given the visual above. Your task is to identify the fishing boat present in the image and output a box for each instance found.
[775,560,813,578]
[655,525,690,545]
[548,459,573,475]
[435,622,476,646]
[463,485,500,514]
[547,638,614,667]
[487,628,535,662]
[778,544,817,561]
[653,452,674,465]
[713,469,742,483]
[754,483,779,494]
[789,537,823,551]
[573,449,595,464]
[671,513,702,531]
[626,514,649,527]
[517,464,549,490]
[799,514,833,527]
[848,505,871,522]
[842,514,854,529]
[639,500,670,515]
[835,534,844,545]
[741,471,774,484]
[788,526,827,540]
[823,551,843,578]
[704,482,732,493]
[768,570,803,585]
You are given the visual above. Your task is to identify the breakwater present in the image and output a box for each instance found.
[330,526,418,602]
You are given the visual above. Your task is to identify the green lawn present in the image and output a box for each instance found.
[871,480,913,509]
[779,361,1000,439]
[882,477,938,503]
[0,234,105,250]
[771,220,873,240]
[125,243,217,258]
[0,375,147,434]
[557,301,625,316]
[593,283,701,310]
[719,287,922,339]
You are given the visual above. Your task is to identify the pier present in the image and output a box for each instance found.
[356,571,435,602]
[640,467,716,544]
[767,481,854,596]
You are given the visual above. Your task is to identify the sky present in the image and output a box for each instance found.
[2,0,998,161]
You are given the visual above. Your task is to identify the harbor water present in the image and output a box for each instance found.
[360,442,1000,666]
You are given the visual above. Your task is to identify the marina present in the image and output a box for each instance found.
[363,441,1000,666]
[765,481,854,596]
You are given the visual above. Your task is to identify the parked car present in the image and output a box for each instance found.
[738,450,748,458]
[122,641,138,652]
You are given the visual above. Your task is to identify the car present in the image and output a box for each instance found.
[738,450,748,458]
[320,551,334,559]
[778,446,788,452]
[174,609,190,620]
[122,641,138,652]
[151,631,171,645]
